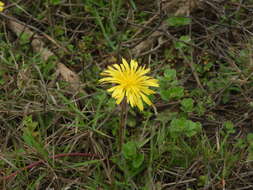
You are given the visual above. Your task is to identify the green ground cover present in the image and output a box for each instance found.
[1,0,253,189]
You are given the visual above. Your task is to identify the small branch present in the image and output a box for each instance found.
[2,152,98,181]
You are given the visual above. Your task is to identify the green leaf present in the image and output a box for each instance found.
[169,118,186,136]
[160,86,184,101]
[164,69,177,81]
[170,118,201,137]
[22,116,48,158]
[122,141,137,159]
[224,121,235,134]
[175,35,191,50]
[195,102,206,116]
[50,0,61,5]
[19,33,30,45]
[167,17,191,27]
[127,115,137,127]
[235,138,246,149]
[247,133,253,144]
[197,175,209,187]
[132,153,144,168]
[156,110,178,124]
[23,115,38,130]
[181,98,194,113]
[22,128,48,158]
[186,120,202,137]
[160,90,170,101]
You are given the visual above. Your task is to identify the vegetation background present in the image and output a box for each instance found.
[1,0,253,189]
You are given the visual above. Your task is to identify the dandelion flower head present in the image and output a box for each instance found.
[99,58,159,111]
[0,1,4,12]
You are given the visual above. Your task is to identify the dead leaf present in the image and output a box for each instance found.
[57,63,81,91]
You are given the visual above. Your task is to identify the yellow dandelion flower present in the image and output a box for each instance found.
[0,1,4,12]
[99,58,159,111]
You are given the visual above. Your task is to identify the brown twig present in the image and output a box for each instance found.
[2,152,99,181]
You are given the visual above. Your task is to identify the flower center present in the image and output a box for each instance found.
[123,78,136,88]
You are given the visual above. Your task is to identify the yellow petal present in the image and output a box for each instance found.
[126,89,134,107]
[130,59,138,71]
[139,87,155,95]
[142,79,159,87]
[122,58,130,72]
[140,93,152,105]
[107,86,117,92]
[136,98,144,111]
[113,64,122,72]
[111,86,123,98]
[136,67,150,77]
[99,58,159,111]
[115,92,125,104]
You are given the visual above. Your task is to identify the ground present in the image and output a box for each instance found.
[1,0,253,189]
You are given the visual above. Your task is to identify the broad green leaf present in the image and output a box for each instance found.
[167,17,191,27]
[186,120,201,137]
[181,98,194,113]
[19,33,30,45]
[224,121,235,134]
[247,133,253,144]
[50,0,61,5]
[164,69,177,81]
[160,87,184,101]
[175,35,191,50]
[132,154,144,168]
[122,141,137,159]
[170,118,201,137]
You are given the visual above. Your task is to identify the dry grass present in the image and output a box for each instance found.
[1,0,253,189]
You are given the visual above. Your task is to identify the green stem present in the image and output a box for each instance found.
[119,98,127,151]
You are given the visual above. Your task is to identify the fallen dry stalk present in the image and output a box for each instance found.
[6,18,82,92]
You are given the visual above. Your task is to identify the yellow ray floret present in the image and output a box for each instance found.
[0,1,4,12]
[99,58,159,111]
